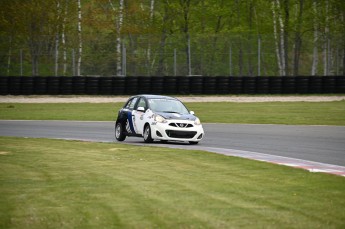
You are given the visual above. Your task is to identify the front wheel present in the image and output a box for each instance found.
[115,123,126,141]
[143,125,153,143]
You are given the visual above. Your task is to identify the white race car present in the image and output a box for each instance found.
[115,95,204,144]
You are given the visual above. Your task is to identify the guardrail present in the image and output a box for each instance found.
[0,76,344,95]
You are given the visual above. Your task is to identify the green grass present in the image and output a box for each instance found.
[1,101,345,125]
[188,101,345,125]
[0,137,344,229]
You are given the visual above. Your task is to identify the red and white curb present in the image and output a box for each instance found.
[164,145,345,177]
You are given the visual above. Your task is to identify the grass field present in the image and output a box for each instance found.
[1,101,345,125]
[1,137,344,229]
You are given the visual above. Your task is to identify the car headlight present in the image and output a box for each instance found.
[155,114,167,123]
[194,118,201,125]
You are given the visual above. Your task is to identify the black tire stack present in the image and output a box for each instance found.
[151,76,164,95]
[8,77,22,95]
[138,77,151,94]
[86,77,99,95]
[60,77,73,95]
[256,77,269,94]
[229,77,243,94]
[177,77,190,95]
[269,77,282,94]
[190,76,203,94]
[113,77,125,95]
[1,75,345,95]
[0,77,8,95]
[73,77,86,95]
[217,76,230,94]
[336,76,345,93]
[34,77,47,95]
[203,77,217,95]
[282,77,296,94]
[243,77,256,94]
[296,76,310,94]
[99,77,113,95]
[164,76,177,95]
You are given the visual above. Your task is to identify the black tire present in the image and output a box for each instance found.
[115,123,126,141]
[143,124,153,143]
[189,141,199,145]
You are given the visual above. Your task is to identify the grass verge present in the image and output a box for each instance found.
[1,101,345,125]
[0,137,344,228]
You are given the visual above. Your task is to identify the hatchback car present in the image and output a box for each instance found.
[115,95,204,144]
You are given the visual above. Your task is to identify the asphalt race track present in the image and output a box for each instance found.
[1,120,344,167]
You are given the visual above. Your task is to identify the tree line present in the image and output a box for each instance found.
[0,0,344,76]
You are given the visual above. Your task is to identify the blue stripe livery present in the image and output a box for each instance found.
[127,111,135,133]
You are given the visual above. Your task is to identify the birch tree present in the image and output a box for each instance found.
[293,0,304,76]
[272,0,282,76]
[283,0,289,76]
[62,0,68,75]
[323,0,329,76]
[180,0,192,76]
[271,0,287,76]
[235,0,243,76]
[276,0,286,76]
[55,1,61,76]
[343,11,345,76]
[156,0,171,76]
[109,0,124,76]
[77,0,82,76]
[146,0,155,75]
[311,0,318,75]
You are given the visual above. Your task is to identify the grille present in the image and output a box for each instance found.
[169,123,194,128]
[165,130,197,139]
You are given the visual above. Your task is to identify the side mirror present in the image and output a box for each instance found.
[137,107,145,112]
[190,111,195,115]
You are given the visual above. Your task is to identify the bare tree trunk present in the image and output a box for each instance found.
[30,41,39,76]
[29,22,40,76]
[247,0,253,76]
[62,0,68,75]
[343,12,345,76]
[209,14,223,75]
[272,1,282,75]
[109,0,124,75]
[156,31,167,76]
[115,0,124,76]
[235,0,243,76]
[181,0,191,75]
[293,0,304,76]
[311,0,318,76]
[7,36,12,76]
[55,33,59,76]
[146,0,155,75]
[323,0,329,76]
[343,40,345,76]
[238,42,243,76]
[77,0,82,76]
[55,1,61,76]
[276,0,286,76]
[156,0,169,76]
[283,0,289,76]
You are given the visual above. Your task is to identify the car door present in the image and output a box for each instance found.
[122,96,138,134]
[132,97,148,135]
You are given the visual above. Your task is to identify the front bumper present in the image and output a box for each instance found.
[150,120,204,142]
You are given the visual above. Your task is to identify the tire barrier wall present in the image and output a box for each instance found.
[0,76,344,95]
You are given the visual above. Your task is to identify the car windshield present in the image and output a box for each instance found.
[148,98,190,115]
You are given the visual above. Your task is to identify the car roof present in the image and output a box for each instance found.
[133,94,179,100]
